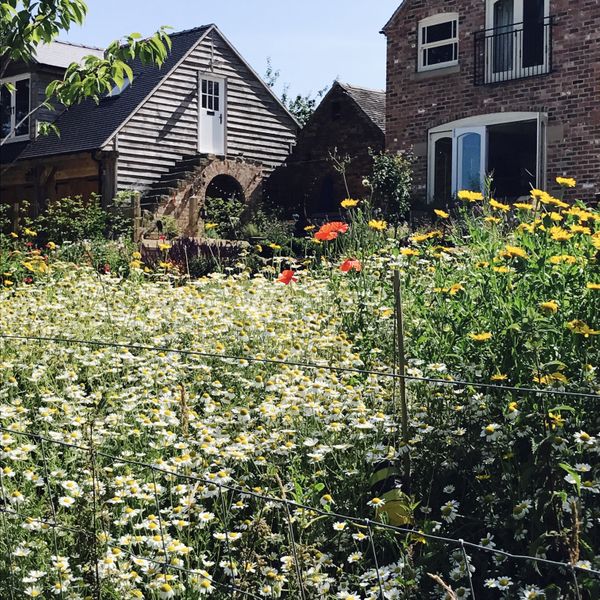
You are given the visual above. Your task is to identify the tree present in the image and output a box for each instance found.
[264,57,327,127]
[0,0,171,145]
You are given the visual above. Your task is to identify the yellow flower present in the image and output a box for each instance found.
[204,223,218,230]
[341,198,359,209]
[158,261,173,270]
[130,260,142,269]
[269,243,281,250]
[468,332,493,342]
[549,226,573,242]
[549,254,577,265]
[484,216,501,224]
[457,190,483,202]
[566,320,599,337]
[548,212,563,222]
[501,245,528,259]
[540,300,559,314]
[3,280,14,286]
[491,374,508,381]
[132,251,142,260]
[434,209,449,219]
[23,227,37,236]
[513,202,535,211]
[10,232,18,238]
[569,224,591,235]
[476,261,490,268]
[530,189,546,199]
[548,412,566,428]
[158,242,171,252]
[46,241,57,250]
[556,176,576,188]
[587,283,600,290]
[411,230,442,243]
[493,266,510,274]
[368,219,388,231]
[400,248,420,257]
[489,199,510,212]
[304,225,316,231]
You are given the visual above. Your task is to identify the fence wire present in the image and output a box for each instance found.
[0,331,598,598]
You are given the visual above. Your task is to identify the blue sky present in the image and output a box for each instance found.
[62,0,400,98]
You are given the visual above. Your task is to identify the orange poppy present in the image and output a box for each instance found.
[314,221,349,241]
[339,258,362,273]
[277,269,297,285]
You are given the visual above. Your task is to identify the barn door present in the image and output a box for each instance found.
[198,75,226,155]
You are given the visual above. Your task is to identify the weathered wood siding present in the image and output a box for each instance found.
[108,29,298,192]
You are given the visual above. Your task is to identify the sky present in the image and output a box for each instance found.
[61,0,400,99]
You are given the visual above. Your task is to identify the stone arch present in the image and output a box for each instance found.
[154,157,263,237]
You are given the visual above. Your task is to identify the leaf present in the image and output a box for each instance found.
[559,463,581,495]
[548,404,575,413]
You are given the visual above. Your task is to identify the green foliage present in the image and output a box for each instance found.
[0,0,171,144]
[31,194,106,243]
[204,195,246,240]
[0,0,87,77]
[366,150,414,222]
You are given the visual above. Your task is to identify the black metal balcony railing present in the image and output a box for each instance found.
[474,16,553,85]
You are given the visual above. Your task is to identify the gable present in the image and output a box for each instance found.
[381,0,410,34]
[12,26,211,161]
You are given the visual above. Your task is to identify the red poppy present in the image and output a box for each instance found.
[314,221,349,241]
[339,258,362,273]
[277,269,297,285]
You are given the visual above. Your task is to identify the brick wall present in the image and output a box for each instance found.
[384,0,600,205]
[266,84,385,221]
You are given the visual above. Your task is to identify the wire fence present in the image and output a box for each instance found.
[0,333,599,599]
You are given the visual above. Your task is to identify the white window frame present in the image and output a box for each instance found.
[0,74,31,143]
[427,112,548,203]
[418,13,459,72]
[484,0,551,83]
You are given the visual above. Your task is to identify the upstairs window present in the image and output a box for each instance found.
[1,75,31,142]
[418,14,459,72]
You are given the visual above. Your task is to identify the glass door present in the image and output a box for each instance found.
[452,127,487,193]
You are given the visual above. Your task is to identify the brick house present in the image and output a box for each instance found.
[266,81,385,220]
[1,26,298,235]
[383,0,600,207]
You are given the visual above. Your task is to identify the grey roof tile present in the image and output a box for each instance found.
[338,82,386,132]
[6,26,211,162]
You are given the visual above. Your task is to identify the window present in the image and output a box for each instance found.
[418,14,459,72]
[428,112,547,204]
[201,79,220,112]
[0,75,30,142]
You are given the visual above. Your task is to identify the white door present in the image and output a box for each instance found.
[198,75,225,155]
[452,127,487,193]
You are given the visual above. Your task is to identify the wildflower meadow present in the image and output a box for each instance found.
[0,181,599,599]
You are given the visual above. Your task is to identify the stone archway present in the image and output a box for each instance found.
[153,157,263,237]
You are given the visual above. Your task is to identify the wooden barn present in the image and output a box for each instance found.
[0,25,299,235]
[266,81,385,221]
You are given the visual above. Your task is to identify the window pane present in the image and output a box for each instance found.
[202,80,207,94]
[0,85,11,139]
[426,43,456,65]
[15,79,29,136]
[214,96,219,112]
[425,21,455,44]
[459,133,482,191]
[214,82,219,97]
[434,137,453,202]
[202,93,207,109]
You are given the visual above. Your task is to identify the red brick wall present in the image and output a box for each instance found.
[384,0,600,205]
[266,84,385,220]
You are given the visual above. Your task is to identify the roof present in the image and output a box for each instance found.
[337,82,386,132]
[5,25,212,162]
[381,1,408,34]
[4,24,298,163]
[34,40,104,69]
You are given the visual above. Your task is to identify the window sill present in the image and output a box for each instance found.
[2,134,30,144]
[413,65,461,80]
